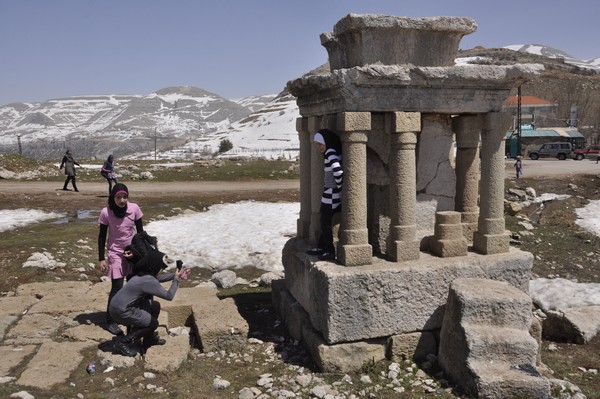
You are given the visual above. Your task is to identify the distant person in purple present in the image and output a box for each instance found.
[59,149,80,192]
[97,183,144,336]
[514,156,523,178]
[101,154,119,195]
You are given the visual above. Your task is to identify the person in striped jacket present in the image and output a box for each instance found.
[306,129,343,261]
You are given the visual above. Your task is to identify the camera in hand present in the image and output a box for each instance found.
[176,260,183,270]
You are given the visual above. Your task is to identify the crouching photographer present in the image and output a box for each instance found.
[109,250,190,357]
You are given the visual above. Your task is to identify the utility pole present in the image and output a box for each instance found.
[517,86,522,157]
[17,134,22,156]
[154,127,157,161]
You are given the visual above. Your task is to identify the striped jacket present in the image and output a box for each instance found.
[321,148,343,209]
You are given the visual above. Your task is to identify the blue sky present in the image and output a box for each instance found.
[1,0,598,106]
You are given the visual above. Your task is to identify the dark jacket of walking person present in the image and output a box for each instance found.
[101,154,119,195]
[306,129,343,261]
[59,149,80,191]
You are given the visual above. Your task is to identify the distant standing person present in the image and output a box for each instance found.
[98,183,144,336]
[101,154,119,195]
[306,129,343,261]
[514,156,523,178]
[59,149,80,192]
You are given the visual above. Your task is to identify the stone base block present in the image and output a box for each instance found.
[430,238,468,258]
[387,331,437,362]
[302,323,387,373]
[473,231,510,255]
[282,237,533,344]
[387,239,420,262]
[338,243,373,266]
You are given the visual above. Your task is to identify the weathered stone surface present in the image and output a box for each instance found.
[283,238,532,344]
[159,285,218,328]
[62,323,113,342]
[272,280,310,342]
[288,64,542,116]
[16,281,92,298]
[302,323,387,373]
[4,313,62,345]
[96,346,137,368]
[191,296,248,352]
[16,341,96,389]
[26,281,104,315]
[0,295,38,316]
[438,278,549,398]
[321,14,477,70]
[0,315,18,341]
[543,306,600,344]
[387,331,437,362]
[0,345,36,376]
[144,334,190,373]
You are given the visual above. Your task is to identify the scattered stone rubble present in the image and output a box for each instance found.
[507,186,600,346]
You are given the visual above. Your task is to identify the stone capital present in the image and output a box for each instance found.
[337,112,371,132]
[388,112,421,133]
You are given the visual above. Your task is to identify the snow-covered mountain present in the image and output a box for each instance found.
[143,90,300,160]
[503,44,600,71]
[1,43,597,161]
[0,86,252,159]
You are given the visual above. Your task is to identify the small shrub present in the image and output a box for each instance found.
[218,139,233,153]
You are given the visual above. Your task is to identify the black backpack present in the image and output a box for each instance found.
[126,232,159,269]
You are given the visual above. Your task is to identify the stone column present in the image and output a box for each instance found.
[337,112,373,266]
[308,116,324,244]
[473,112,510,254]
[386,112,421,262]
[452,115,481,242]
[296,117,311,238]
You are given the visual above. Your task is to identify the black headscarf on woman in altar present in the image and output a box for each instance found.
[108,183,129,218]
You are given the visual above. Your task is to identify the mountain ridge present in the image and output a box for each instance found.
[1,43,598,160]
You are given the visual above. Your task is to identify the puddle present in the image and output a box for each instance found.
[77,209,99,219]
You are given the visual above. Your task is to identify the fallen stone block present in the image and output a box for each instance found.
[192,296,248,353]
[16,341,96,389]
[543,306,600,344]
[144,334,191,373]
[4,313,62,345]
[0,345,36,376]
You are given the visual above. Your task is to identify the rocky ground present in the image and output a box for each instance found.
[0,158,599,398]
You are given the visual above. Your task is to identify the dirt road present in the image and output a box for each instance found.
[1,158,598,195]
[505,158,600,178]
[0,179,300,195]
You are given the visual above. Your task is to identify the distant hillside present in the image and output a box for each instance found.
[0,86,252,159]
[457,45,600,140]
[2,43,600,161]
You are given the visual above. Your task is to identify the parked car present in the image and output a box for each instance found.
[528,142,572,160]
[571,145,600,160]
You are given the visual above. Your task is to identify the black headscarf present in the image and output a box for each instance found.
[317,129,342,155]
[137,250,169,276]
[108,183,129,218]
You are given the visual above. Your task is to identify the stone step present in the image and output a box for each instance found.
[469,360,551,398]
[445,278,533,330]
[463,324,538,365]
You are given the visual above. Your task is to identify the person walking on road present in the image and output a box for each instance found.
[59,149,80,192]
[514,156,523,178]
[101,154,119,195]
